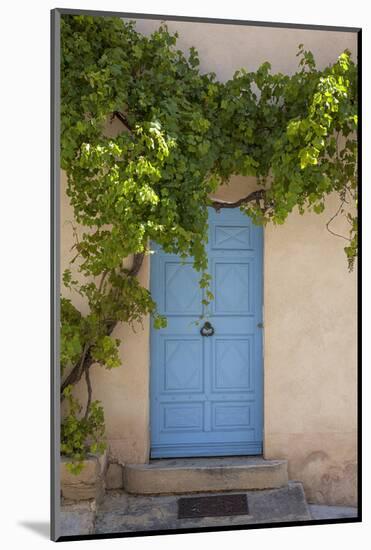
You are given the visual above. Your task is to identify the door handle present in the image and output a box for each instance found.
[200,321,215,337]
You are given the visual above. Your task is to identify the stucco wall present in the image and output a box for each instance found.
[60,19,357,505]
[263,193,357,505]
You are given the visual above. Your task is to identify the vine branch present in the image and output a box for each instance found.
[111,111,133,133]
[61,252,145,397]
[326,200,351,242]
[210,189,266,211]
[83,367,92,420]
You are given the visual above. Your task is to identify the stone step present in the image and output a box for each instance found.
[94,482,311,535]
[123,456,288,495]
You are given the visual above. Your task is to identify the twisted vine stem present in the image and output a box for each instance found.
[61,253,144,399]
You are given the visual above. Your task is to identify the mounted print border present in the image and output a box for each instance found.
[51,8,362,542]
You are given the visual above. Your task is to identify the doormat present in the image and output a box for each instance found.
[178,494,249,519]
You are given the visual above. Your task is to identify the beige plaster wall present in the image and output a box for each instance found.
[263,194,357,505]
[60,20,357,504]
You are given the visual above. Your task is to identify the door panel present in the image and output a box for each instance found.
[164,262,202,314]
[150,207,263,458]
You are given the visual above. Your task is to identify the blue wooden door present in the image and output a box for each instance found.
[150,207,263,458]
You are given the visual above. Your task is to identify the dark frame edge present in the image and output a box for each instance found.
[56,516,362,543]
[51,7,61,543]
[55,7,361,33]
[356,27,362,523]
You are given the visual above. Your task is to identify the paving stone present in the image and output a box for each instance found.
[94,481,311,534]
[247,481,310,522]
[309,505,358,520]
[97,490,130,513]
[60,488,359,536]
[60,500,96,536]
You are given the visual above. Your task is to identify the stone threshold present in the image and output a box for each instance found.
[124,456,289,494]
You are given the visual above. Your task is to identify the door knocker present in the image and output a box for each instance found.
[200,321,215,337]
